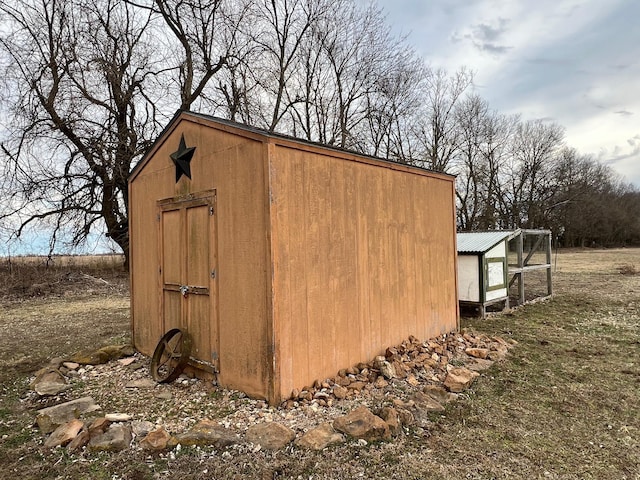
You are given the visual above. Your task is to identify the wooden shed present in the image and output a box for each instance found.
[457,231,511,317]
[129,111,459,404]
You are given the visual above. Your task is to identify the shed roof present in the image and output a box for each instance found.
[457,231,514,254]
[130,110,455,182]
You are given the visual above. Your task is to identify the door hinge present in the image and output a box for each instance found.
[156,213,161,221]
[210,269,216,279]
[209,206,214,216]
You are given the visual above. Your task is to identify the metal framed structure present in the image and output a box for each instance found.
[457,229,553,317]
[507,229,553,305]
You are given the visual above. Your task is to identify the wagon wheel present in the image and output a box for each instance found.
[150,328,192,383]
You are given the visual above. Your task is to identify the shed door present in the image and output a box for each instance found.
[158,191,218,371]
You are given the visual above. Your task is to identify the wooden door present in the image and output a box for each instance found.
[158,191,218,371]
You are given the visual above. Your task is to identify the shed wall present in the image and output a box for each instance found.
[130,119,271,399]
[268,145,458,401]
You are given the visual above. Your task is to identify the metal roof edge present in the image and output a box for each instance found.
[457,230,514,254]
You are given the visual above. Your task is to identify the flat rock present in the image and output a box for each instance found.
[170,419,240,448]
[332,385,348,399]
[62,362,80,370]
[347,381,367,391]
[88,424,132,452]
[465,347,489,359]
[406,374,420,387]
[125,378,156,389]
[32,370,70,396]
[410,391,445,413]
[140,427,172,451]
[118,357,136,366]
[444,367,480,393]
[88,417,112,435]
[67,428,91,451]
[246,422,296,450]
[333,406,390,442]
[378,407,402,436]
[131,420,155,437]
[423,385,457,404]
[36,397,101,434]
[105,413,132,422]
[296,423,344,450]
[44,419,84,448]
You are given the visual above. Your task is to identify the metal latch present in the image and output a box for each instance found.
[180,285,189,297]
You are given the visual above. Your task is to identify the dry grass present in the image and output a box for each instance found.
[618,264,638,276]
[0,249,639,479]
[0,254,127,300]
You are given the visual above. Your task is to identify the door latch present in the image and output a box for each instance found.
[180,285,189,297]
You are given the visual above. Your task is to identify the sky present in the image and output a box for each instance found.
[374,0,640,187]
[2,0,639,256]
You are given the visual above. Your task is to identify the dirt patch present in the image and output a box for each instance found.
[0,249,639,479]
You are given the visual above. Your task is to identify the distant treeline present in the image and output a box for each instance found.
[414,93,640,249]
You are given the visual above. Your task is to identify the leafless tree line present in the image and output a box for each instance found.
[428,89,640,248]
[0,0,638,264]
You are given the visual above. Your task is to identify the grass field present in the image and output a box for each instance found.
[0,249,638,479]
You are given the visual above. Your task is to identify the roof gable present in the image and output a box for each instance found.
[129,110,455,183]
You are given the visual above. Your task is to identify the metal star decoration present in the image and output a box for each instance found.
[170,134,196,182]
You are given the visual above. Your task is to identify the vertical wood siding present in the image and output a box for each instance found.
[130,119,270,399]
[269,145,457,401]
[131,113,457,404]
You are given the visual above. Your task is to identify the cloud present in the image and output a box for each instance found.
[628,135,640,146]
[377,0,640,186]
[451,17,512,55]
[589,133,640,187]
[473,18,509,42]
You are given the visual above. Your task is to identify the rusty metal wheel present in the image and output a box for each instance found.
[150,328,192,383]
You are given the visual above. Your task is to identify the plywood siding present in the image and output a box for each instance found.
[457,255,481,302]
[269,145,458,401]
[132,112,457,404]
[130,118,271,399]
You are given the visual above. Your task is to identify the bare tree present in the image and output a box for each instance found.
[362,53,425,162]
[454,94,517,230]
[549,149,640,247]
[0,0,238,265]
[499,119,564,229]
[414,67,473,172]
[316,0,402,150]
[135,0,243,110]
[243,0,333,132]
